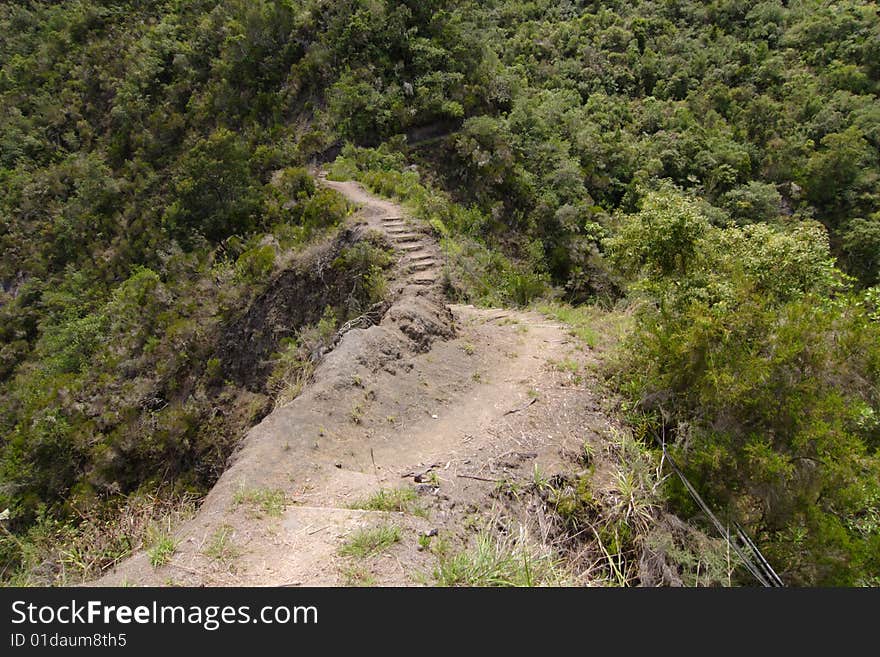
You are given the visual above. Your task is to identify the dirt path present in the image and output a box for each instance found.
[319,175,443,287]
[96,178,612,586]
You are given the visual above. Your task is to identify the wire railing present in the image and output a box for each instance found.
[658,435,784,587]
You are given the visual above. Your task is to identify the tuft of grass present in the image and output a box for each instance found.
[147,531,176,568]
[532,464,551,492]
[433,529,566,587]
[537,302,599,348]
[232,487,287,517]
[461,342,476,355]
[549,357,584,385]
[350,487,418,513]
[544,428,697,586]
[582,439,595,464]
[338,525,401,558]
[551,358,580,373]
[266,339,316,409]
[340,564,377,586]
[203,524,240,564]
[494,478,523,500]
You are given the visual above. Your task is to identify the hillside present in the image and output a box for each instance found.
[1,1,879,586]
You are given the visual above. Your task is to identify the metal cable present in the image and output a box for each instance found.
[659,437,783,587]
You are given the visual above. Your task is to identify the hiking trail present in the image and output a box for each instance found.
[96,177,615,586]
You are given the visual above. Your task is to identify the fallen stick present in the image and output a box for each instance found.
[503,397,537,416]
[456,474,502,483]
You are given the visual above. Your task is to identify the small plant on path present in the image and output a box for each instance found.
[339,525,401,558]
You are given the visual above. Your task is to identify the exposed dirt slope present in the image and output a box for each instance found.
[96,179,615,586]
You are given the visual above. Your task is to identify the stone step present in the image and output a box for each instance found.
[412,276,437,286]
[399,242,424,252]
[393,233,422,243]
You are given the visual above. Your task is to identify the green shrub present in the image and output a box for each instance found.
[275,167,315,199]
[235,244,276,283]
[504,271,546,307]
[610,190,880,585]
[842,214,880,286]
[334,241,393,311]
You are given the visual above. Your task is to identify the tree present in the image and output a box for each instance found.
[719,181,782,225]
[605,188,709,278]
[164,128,262,244]
[843,213,880,286]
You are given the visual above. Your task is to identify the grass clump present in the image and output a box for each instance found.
[147,528,176,568]
[333,240,393,312]
[542,428,735,587]
[537,302,599,348]
[340,564,377,586]
[267,306,337,408]
[338,525,401,559]
[433,529,566,587]
[351,487,418,513]
[551,358,580,373]
[203,524,240,564]
[232,487,287,518]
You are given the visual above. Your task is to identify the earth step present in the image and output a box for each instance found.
[383,221,407,228]
[405,253,434,262]
[393,233,422,243]
[412,275,437,285]
[409,261,437,273]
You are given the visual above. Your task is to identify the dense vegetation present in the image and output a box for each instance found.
[1,0,878,584]
[0,0,407,581]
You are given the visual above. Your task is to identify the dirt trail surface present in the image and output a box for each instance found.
[96,178,613,586]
